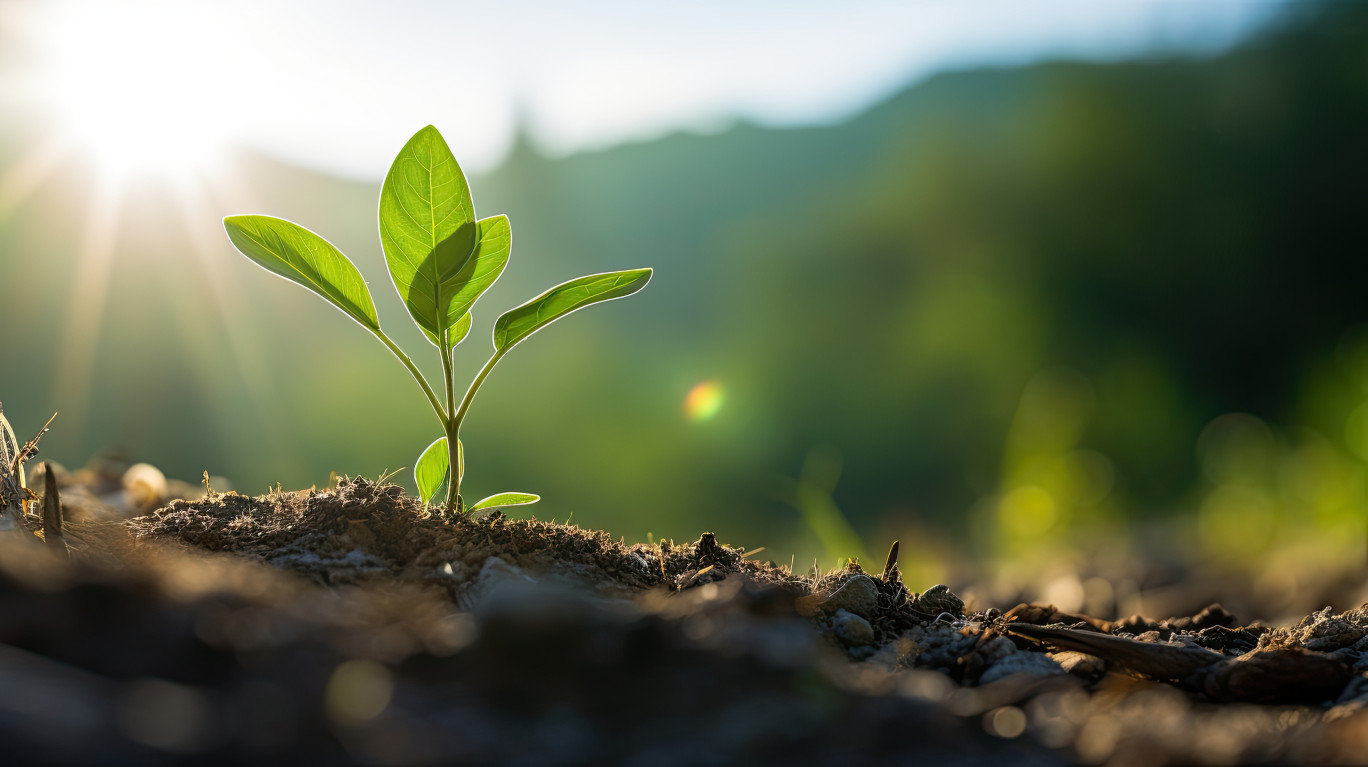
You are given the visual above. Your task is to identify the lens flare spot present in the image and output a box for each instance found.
[684,381,724,421]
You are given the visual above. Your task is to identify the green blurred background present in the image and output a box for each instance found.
[2,1,1366,618]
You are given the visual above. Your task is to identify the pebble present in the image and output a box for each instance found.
[909,623,977,668]
[831,608,875,646]
[867,636,920,671]
[1052,651,1106,680]
[122,463,168,510]
[459,557,539,611]
[911,584,964,619]
[976,636,1017,664]
[979,652,1066,685]
[799,573,881,619]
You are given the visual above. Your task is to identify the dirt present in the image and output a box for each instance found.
[6,474,1368,765]
[126,477,797,596]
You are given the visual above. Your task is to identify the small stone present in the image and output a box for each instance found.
[831,608,875,646]
[460,556,539,611]
[122,462,168,510]
[979,652,1066,685]
[821,574,881,619]
[976,635,1017,664]
[908,623,978,669]
[866,636,920,671]
[1051,651,1106,680]
[911,584,964,620]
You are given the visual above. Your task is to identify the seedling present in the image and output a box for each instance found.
[224,125,652,517]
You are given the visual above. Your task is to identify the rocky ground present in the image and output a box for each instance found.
[5,470,1368,765]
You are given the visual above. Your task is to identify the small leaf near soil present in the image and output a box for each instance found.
[415,437,463,505]
[468,492,540,514]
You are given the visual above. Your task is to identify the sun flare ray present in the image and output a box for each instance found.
[0,134,74,217]
[52,174,122,442]
[166,171,308,477]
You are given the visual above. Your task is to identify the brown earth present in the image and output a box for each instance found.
[4,475,1368,765]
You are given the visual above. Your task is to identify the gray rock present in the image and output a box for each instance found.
[979,652,1066,685]
[866,636,920,671]
[459,556,539,611]
[910,584,964,619]
[908,623,977,669]
[831,608,875,646]
[976,635,1017,664]
[823,574,881,619]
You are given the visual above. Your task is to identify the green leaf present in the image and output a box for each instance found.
[420,312,472,349]
[223,215,379,331]
[414,436,465,504]
[379,125,482,340]
[414,437,448,505]
[446,215,512,326]
[468,492,540,513]
[493,269,653,354]
[414,217,513,345]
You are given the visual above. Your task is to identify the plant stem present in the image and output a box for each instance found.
[449,350,505,508]
[372,329,447,423]
[440,332,460,516]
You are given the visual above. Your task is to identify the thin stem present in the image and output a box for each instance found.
[449,350,505,508]
[442,337,457,428]
[452,350,504,433]
[372,329,447,424]
[440,332,460,515]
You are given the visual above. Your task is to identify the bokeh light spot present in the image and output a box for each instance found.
[325,660,394,724]
[684,380,725,421]
[1198,484,1275,558]
[998,485,1057,537]
[984,705,1027,738]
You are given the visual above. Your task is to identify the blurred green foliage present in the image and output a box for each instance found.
[1,4,1365,583]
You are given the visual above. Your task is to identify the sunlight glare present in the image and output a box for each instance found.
[37,1,235,179]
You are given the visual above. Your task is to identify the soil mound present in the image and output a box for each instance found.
[128,477,797,593]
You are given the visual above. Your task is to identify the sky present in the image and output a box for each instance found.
[1,0,1287,179]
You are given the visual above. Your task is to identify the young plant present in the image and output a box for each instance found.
[223,125,652,516]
